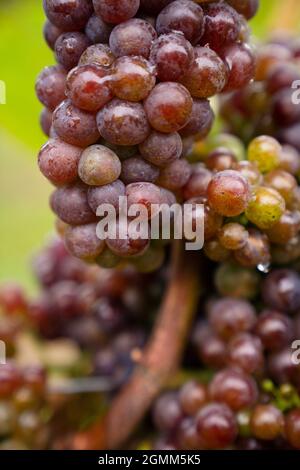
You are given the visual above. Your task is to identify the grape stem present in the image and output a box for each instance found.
[70,240,200,449]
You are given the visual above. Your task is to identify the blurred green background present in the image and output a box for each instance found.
[0,0,299,290]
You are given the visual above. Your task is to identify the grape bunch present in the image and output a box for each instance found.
[220,35,300,152]
[152,377,300,450]
[0,362,49,450]
[150,264,300,451]
[182,133,300,269]
[26,237,165,386]
[37,0,257,269]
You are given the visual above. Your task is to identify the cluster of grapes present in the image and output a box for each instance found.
[151,266,300,450]
[183,133,300,269]
[153,378,300,450]
[220,35,300,151]
[0,362,49,450]
[0,238,164,387]
[31,241,159,385]
[36,0,257,269]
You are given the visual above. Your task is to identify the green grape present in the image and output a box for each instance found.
[248,136,281,174]
[245,187,286,230]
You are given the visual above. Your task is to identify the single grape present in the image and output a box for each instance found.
[150,32,194,82]
[179,381,207,416]
[234,228,270,269]
[220,43,255,92]
[43,20,62,50]
[50,183,97,225]
[180,99,214,139]
[35,65,66,111]
[120,157,159,184]
[55,32,91,71]
[88,179,125,214]
[227,333,264,374]
[43,0,93,31]
[206,148,237,172]
[139,131,182,168]
[112,56,155,102]
[246,186,285,230]
[268,348,300,385]
[78,144,121,186]
[196,402,237,449]
[97,99,150,145]
[153,392,183,432]
[38,138,82,186]
[156,0,204,45]
[208,297,256,340]
[144,82,193,133]
[194,325,227,368]
[250,405,284,441]
[109,18,157,58]
[65,223,105,260]
[201,2,241,51]
[66,65,113,112]
[262,269,300,313]
[207,170,251,217]
[79,44,115,68]
[181,47,228,99]
[158,159,192,191]
[92,0,140,24]
[53,100,100,147]
[255,310,294,351]
[208,368,258,411]
[85,13,113,44]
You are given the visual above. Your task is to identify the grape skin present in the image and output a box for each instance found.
[43,0,93,32]
[180,47,228,99]
[53,99,100,147]
[55,32,91,71]
[38,138,82,186]
[78,144,122,186]
[97,99,151,146]
[144,82,193,133]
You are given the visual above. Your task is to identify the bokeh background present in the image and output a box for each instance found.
[0,0,300,290]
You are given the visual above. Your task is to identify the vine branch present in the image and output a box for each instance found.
[69,240,200,450]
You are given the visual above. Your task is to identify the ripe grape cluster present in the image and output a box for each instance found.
[184,133,300,269]
[29,238,165,385]
[220,35,300,152]
[153,378,300,450]
[151,266,300,450]
[37,0,257,268]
